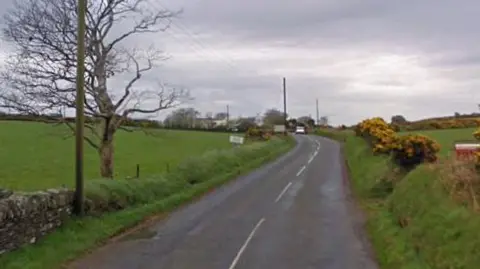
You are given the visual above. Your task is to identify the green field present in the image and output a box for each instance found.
[402,127,477,157]
[0,121,232,191]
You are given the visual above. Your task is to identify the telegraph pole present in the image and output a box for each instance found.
[73,0,86,216]
[316,98,319,126]
[283,77,287,135]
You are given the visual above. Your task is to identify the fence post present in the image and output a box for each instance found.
[136,164,140,178]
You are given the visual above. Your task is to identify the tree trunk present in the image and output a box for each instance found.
[99,117,115,179]
[99,139,114,178]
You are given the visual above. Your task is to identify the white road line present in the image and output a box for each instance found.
[228,218,266,269]
[307,150,319,164]
[275,182,292,203]
[296,165,306,177]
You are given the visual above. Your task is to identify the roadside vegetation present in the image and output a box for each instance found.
[335,116,480,269]
[0,131,295,269]
[313,128,352,142]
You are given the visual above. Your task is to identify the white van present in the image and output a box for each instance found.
[295,126,306,134]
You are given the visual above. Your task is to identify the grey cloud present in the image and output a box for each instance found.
[180,0,480,52]
[3,0,480,126]
[426,52,480,69]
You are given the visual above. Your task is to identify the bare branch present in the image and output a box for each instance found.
[113,48,165,111]
[118,125,134,132]
[0,0,180,153]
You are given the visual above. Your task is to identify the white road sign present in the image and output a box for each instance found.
[229,135,245,145]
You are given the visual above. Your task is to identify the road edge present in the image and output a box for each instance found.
[314,134,380,268]
[338,141,380,268]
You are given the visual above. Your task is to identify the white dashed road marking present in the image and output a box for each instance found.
[275,182,293,203]
[296,165,306,177]
[228,218,266,269]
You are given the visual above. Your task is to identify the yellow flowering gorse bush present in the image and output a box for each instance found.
[355,117,440,170]
[355,117,397,154]
[472,129,480,166]
[391,134,440,169]
[245,127,272,141]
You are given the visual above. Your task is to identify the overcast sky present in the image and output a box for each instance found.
[2,0,480,125]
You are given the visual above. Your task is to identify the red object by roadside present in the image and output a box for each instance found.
[454,143,480,160]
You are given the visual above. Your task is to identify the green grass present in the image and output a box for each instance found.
[345,136,480,269]
[345,137,428,268]
[313,128,353,142]
[0,136,295,269]
[401,128,476,157]
[0,121,233,191]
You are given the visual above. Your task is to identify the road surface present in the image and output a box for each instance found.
[70,135,378,269]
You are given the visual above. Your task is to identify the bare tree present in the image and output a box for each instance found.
[0,0,188,178]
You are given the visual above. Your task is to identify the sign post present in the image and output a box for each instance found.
[229,135,245,147]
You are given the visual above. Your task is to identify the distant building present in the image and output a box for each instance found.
[213,119,228,126]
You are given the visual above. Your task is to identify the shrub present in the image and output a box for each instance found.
[391,134,440,170]
[355,117,441,170]
[245,127,271,141]
[472,129,480,168]
[389,123,400,132]
[355,117,389,136]
[355,117,397,154]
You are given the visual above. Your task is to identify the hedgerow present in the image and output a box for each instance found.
[397,117,480,131]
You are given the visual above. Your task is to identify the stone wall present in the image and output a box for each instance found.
[0,188,74,254]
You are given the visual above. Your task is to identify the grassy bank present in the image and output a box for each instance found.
[0,137,295,269]
[345,136,480,269]
[313,128,352,142]
[0,121,232,191]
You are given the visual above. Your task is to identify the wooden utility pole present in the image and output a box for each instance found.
[73,0,86,216]
[316,98,319,126]
[283,77,287,135]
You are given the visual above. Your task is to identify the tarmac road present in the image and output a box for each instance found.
[70,135,379,269]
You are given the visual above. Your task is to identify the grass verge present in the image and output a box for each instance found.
[314,128,351,142]
[345,136,480,269]
[0,137,295,269]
